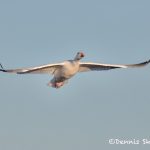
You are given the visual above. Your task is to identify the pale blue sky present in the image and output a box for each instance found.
[0,0,150,150]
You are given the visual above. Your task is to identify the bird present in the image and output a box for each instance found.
[0,52,150,88]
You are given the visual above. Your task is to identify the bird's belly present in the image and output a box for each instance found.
[61,67,78,78]
[55,65,79,79]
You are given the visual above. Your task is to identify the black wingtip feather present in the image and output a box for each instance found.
[0,69,7,72]
[142,59,150,65]
[0,63,7,72]
[0,63,4,69]
[129,59,150,67]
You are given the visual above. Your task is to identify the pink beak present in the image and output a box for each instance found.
[80,52,85,57]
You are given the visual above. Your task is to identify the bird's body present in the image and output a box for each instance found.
[0,52,150,88]
[49,60,80,88]
[56,60,80,79]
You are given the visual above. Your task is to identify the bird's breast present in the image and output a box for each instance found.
[55,61,79,79]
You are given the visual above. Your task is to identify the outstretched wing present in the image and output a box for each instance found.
[79,59,150,72]
[0,63,64,75]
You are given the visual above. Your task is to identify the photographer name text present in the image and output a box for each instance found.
[109,139,150,145]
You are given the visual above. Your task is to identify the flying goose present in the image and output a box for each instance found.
[0,52,150,88]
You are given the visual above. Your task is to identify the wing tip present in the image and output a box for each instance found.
[0,63,4,69]
[141,59,150,65]
[0,69,7,72]
[128,59,150,68]
[0,63,7,72]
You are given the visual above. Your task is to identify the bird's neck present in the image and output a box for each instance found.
[74,56,81,61]
[74,58,80,61]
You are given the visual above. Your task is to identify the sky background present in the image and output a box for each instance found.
[0,0,150,150]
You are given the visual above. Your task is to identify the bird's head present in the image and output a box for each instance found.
[74,52,85,61]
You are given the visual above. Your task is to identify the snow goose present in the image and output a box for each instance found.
[0,52,150,88]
